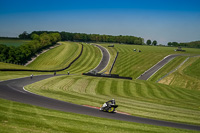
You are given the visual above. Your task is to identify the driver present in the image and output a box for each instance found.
[100,99,115,110]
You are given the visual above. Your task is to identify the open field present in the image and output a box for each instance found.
[0,39,30,47]
[25,75,200,125]
[0,98,193,133]
[159,56,200,90]
[183,56,200,80]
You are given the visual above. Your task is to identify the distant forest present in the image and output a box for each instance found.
[0,32,61,65]
[19,31,144,45]
[0,31,199,65]
[168,41,200,48]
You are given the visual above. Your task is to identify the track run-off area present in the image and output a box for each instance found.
[0,43,200,131]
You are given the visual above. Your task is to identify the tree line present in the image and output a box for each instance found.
[0,32,61,65]
[19,31,144,45]
[168,41,200,48]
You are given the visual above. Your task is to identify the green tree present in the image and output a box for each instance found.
[146,39,151,45]
[152,40,157,46]
[19,31,29,39]
[31,34,40,41]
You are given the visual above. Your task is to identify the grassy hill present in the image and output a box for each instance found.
[0,62,30,70]
[57,43,102,74]
[25,75,200,125]
[100,44,200,79]
[159,56,200,90]
[27,42,82,70]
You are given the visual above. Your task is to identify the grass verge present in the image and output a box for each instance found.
[25,75,200,125]
[27,42,82,70]
[0,98,196,133]
[159,56,200,90]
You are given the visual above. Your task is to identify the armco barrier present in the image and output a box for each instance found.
[0,43,83,72]
[83,73,132,80]
[109,52,119,74]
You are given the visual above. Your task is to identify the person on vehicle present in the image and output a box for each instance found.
[100,99,116,110]
[30,74,33,79]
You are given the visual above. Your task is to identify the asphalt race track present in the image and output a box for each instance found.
[137,54,181,80]
[92,44,110,72]
[0,75,200,131]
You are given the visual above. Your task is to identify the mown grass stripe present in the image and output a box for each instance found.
[110,80,118,96]
[123,80,132,97]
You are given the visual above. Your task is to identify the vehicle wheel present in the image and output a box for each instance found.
[108,107,115,113]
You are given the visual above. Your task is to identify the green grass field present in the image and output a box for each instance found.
[183,56,200,80]
[57,43,102,74]
[0,98,193,133]
[27,42,82,70]
[0,39,30,47]
[25,75,200,125]
[0,62,30,70]
[159,56,200,90]
[103,44,200,79]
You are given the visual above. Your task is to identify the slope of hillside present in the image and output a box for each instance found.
[58,43,102,74]
[0,62,30,70]
[159,56,200,90]
[109,44,200,79]
[27,42,81,70]
[25,75,200,125]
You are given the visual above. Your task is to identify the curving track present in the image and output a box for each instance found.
[137,54,181,80]
[92,44,110,72]
[1,47,200,131]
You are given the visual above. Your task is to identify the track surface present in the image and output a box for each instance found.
[0,75,200,131]
[137,54,181,80]
[92,44,110,72]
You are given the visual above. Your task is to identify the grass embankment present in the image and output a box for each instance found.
[0,42,102,80]
[159,56,200,90]
[58,43,102,74]
[108,44,200,79]
[0,39,30,47]
[26,75,200,125]
[148,56,188,82]
[0,62,30,70]
[27,42,82,70]
[0,98,193,133]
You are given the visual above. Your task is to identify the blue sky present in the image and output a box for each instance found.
[0,0,200,45]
